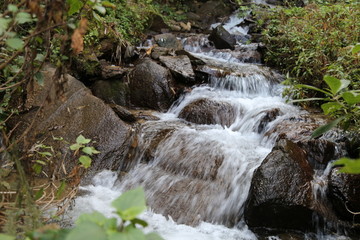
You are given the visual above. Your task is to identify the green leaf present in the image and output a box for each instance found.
[76,135,91,144]
[0,233,15,240]
[7,4,18,12]
[79,155,92,168]
[112,187,147,221]
[108,227,146,240]
[295,84,331,96]
[131,218,148,228]
[333,158,360,174]
[342,91,360,105]
[35,160,47,165]
[32,164,43,174]
[146,232,164,240]
[56,181,67,199]
[0,18,11,35]
[352,44,360,54]
[311,117,344,139]
[6,38,24,50]
[290,97,326,103]
[35,72,44,86]
[39,151,52,157]
[102,1,117,8]
[94,5,106,15]
[70,143,82,151]
[82,146,100,155]
[35,53,45,62]
[65,222,107,240]
[1,181,10,189]
[321,102,342,115]
[67,0,84,16]
[324,75,350,95]
[15,12,32,24]
[34,188,44,200]
[76,211,107,225]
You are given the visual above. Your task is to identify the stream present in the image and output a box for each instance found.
[64,9,352,240]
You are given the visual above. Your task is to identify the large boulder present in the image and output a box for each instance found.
[91,79,129,106]
[10,66,132,177]
[328,168,360,224]
[245,139,315,232]
[128,58,176,111]
[178,98,236,127]
[208,25,236,50]
[159,55,195,84]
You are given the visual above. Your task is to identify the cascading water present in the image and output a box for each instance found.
[65,12,302,240]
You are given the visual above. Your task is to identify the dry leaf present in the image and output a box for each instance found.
[71,18,88,54]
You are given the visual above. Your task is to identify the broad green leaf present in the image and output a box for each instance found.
[35,72,45,86]
[333,158,360,174]
[321,102,342,115]
[70,143,82,151]
[67,0,84,15]
[0,18,11,35]
[15,12,32,24]
[311,117,344,139]
[109,227,146,240]
[352,44,360,54]
[146,232,164,240]
[112,187,147,221]
[94,5,106,15]
[295,84,331,96]
[65,222,107,240]
[79,155,92,168]
[290,97,326,103]
[82,146,100,155]
[6,38,24,50]
[0,233,15,240]
[76,134,91,144]
[342,91,360,105]
[324,75,350,95]
[35,53,45,61]
[76,211,107,225]
[7,4,18,12]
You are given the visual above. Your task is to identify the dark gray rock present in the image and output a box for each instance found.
[91,79,129,106]
[328,168,360,224]
[128,59,176,111]
[178,98,236,127]
[208,25,236,50]
[110,104,137,123]
[154,33,183,51]
[245,139,315,231]
[159,55,195,84]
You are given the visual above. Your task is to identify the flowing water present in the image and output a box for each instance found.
[66,12,307,240]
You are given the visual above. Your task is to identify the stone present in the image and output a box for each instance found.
[245,139,315,232]
[154,33,183,51]
[91,79,129,106]
[159,55,195,84]
[178,98,236,127]
[328,168,360,224]
[110,104,137,123]
[11,66,132,178]
[128,58,176,111]
[208,25,236,50]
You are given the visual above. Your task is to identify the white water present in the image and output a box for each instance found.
[66,11,303,240]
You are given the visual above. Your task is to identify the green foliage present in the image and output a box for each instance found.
[333,157,360,174]
[70,134,100,169]
[262,3,360,89]
[25,187,163,240]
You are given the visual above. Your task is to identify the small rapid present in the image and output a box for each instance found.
[65,10,303,240]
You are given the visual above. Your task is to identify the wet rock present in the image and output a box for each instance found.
[328,168,360,224]
[70,53,101,81]
[110,104,136,123]
[178,98,236,127]
[128,58,175,111]
[245,139,315,232]
[12,66,132,177]
[194,0,233,30]
[154,33,183,51]
[91,79,129,106]
[159,55,195,84]
[182,34,214,52]
[257,108,280,133]
[150,46,174,60]
[208,25,236,50]
[99,61,131,79]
